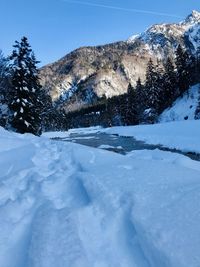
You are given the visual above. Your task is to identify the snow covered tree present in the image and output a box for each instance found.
[195,85,200,120]
[0,51,9,87]
[125,83,138,125]
[134,78,146,123]
[145,59,162,112]
[162,57,178,108]
[175,45,191,95]
[142,107,158,124]
[115,94,126,125]
[106,95,123,126]
[0,51,11,127]
[194,47,200,84]
[9,37,42,135]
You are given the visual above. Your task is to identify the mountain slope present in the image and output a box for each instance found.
[40,10,200,112]
[159,84,200,123]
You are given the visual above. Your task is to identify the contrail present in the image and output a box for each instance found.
[63,0,183,19]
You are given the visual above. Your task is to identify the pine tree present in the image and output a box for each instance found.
[175,45,191,95]
[134,78,146,123]
[145,58,162,111]
[195,85,200,120]
[107,95,122,126]
[118,94,127,125]
[195,47,200,84]
[9,37,42,135]
[125,83,137,125]
[0,51,11,127]
[162,57,177,108]
[39,91,54,131]
[0,51,10,100]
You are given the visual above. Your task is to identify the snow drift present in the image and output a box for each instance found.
[1,125,200,267]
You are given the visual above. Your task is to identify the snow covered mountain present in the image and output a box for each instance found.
[128,10,200,57]
[40,10,200,112]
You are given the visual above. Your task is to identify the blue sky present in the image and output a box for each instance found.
[1,0,200,66]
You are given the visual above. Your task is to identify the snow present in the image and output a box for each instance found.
[68,126,102,135]
[159,84,200,122]
[42,131,70,139]
[24,120,30,127]
[42,126,102,139]
[102,120,200,153]
[1,125,200,267]
[183,10,200,27]
[98,144,122,149]
[127,34,139,43]
[187,24,200,51]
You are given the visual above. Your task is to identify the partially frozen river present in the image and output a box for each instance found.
[53,132,200,161]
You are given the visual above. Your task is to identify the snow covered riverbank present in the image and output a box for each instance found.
[44,120,200,154]
[103,120,200,154]
[1,125,200,267]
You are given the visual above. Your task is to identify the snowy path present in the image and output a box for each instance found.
[1,127,200,267]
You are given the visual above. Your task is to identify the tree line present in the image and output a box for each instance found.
[66,44,200,128]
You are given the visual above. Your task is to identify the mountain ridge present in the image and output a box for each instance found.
[40,10,200,112]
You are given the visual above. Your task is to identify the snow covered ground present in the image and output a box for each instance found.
[1,124,200,267]
[103,120,200,154]
[42,126,102,139]
[159,84,200,122]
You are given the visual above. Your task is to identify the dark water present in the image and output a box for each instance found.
[53,132,200,162]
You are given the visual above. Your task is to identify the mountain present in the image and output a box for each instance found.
[40,10,200,112]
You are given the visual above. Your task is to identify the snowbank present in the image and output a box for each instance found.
[103,120,200,153]
[1,126,200,267]
[42,126,102,139]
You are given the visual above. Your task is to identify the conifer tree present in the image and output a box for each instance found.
[162,57,177,108]
[195,85,200,120]
[118,94,127,125]
[107,95,122,126]
[145,58,162,111]
[0,51,11,127]
[175,45,191,95]
[125,83,137,125]
[9,37,42,135]
[134,78,145,123]
[194,47,200,84]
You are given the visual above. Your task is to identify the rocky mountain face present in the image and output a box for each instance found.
[40,10,200,112]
